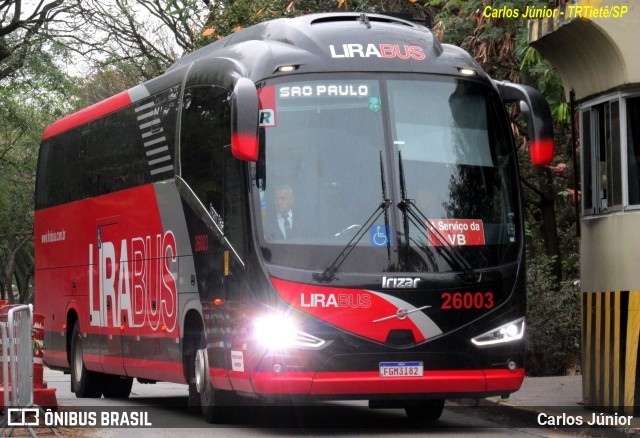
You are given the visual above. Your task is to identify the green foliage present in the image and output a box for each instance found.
[552,101,571,126]
[526,252,581,376]
[0,89,38,302]
[519,46,542,69]
[73,62,145,108]
[0,46,75,302]
[198,0,383,46]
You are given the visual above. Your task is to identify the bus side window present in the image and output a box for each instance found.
[180,86,231,219]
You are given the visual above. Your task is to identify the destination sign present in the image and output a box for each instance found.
[279,84,370,98]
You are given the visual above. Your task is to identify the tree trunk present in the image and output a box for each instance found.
[16,272,33,304]
[539,194,562,285]
[3,235,31,304]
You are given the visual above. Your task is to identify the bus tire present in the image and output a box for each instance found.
[184,318,202,412]
[195,347,232,423]
[70,321,103,398]
[188,382,201,412]
[404,399,445,423]
[102,375,133,399]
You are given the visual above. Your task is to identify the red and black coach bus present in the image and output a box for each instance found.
[34,13,554,422]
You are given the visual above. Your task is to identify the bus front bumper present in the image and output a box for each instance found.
[243,368,524,399]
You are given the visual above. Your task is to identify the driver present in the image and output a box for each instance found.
[268,185,307,240]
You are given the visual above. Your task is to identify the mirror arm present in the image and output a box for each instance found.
[494,80,555,166]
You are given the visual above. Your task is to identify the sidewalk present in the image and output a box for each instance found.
[481,375,640,436]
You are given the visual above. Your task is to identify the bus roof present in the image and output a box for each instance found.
[42,12,486,141]
[168,12,483,78]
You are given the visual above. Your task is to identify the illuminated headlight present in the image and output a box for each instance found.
[254,315,326,350]
[471,317,525,346]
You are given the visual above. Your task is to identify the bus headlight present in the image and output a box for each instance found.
[254,315,326,350]
[471,317,525,346]
[254,315,297,350]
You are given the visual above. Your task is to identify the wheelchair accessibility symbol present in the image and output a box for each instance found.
[370,225,392,247]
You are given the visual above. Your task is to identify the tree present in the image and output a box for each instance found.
[74,62,148,109]
[198,0,427,43]
[0,0,68,82]
[0,0,78,303]
[0,85,39,303]
[0,43,75,302]
[66,0,211,83]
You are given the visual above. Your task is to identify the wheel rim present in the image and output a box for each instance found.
[73,332,83,379]
[195,349,207,394]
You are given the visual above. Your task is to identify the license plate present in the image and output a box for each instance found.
[379,361,424,377]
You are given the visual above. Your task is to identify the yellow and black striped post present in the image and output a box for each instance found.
[583,291,640,415]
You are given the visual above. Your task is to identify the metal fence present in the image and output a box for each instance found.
[0,304,36,437]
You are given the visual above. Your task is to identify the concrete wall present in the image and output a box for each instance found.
[528,0,639,101]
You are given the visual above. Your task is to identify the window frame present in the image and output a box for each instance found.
[579,90,640,216]
[580,92,627,216]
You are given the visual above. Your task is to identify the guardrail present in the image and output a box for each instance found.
[0,304,52,437]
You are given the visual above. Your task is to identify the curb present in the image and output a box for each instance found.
[468,397,640,438]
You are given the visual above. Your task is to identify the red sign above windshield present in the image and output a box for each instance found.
[427,219,486,247]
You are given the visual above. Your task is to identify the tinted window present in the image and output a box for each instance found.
[35,86,180,210]
[84,108,150,196]
[180,86,231,219]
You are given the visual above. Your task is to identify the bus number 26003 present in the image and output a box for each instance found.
[441,292,494,310]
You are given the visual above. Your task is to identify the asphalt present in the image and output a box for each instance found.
[35,368,640,435]
[478,375,640,437]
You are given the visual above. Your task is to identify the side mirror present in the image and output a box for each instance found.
[519,100,530,121]
[231,77,259,162]
[495,81,554,166]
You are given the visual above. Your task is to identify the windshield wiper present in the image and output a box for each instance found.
[379,151,392,263]
[314,152,392,283]
[397,151,479,283]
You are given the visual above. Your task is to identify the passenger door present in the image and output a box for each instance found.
[96,220,126,376]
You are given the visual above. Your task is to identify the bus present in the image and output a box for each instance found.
[34,12,554,422]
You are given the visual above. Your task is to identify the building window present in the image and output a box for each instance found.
[627,97,640,205]
[581,99,622,214]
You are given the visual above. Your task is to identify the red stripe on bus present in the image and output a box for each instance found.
[252,371,315,394]
[42,90,132,140]
[484,368,525,392]
[229,370,255,393]
[124,358,186,383]
[43,349,67,369]
[251,369,524,396]
[210,367,233,391]
[80,353,185,383]
[309,370,487,395]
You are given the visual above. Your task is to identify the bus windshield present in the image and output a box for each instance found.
[252,74,520,275]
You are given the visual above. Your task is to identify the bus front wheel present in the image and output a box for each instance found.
[102,374,133,398]
[70,321,103,398]
[195,348,230,423]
